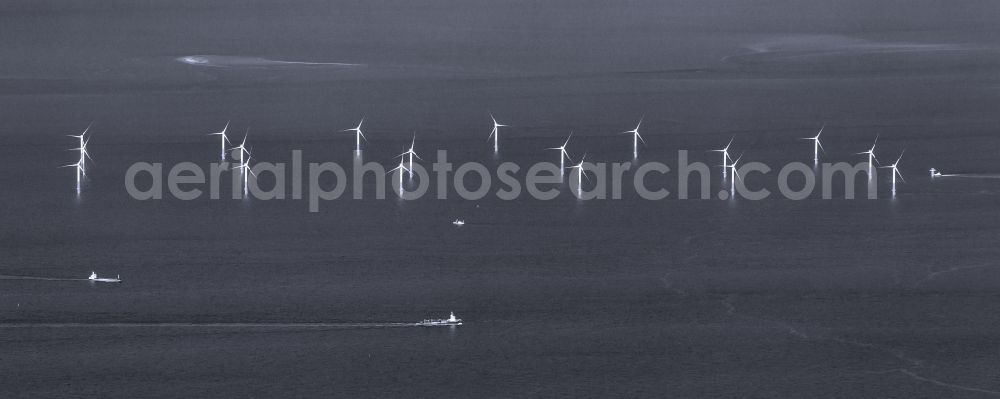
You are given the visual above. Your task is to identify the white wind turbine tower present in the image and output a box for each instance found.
[855,135,879,180]
[800,125,825,164]
[567,154,589,196]
[711,137,734,178]
[487,113,507,153]
[881,150,905,196]
[341,118,367,152]
[546,133,573,177]
[620,118,646,158]
[207,121,231,162]
[230,132,251,193]
[388,156,411,193]
[729,153,744,197]
[63,160,86,194]
[397,133,422,179]
[233,152,257,196]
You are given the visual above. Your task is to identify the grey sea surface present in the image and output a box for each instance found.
[2,1,1000,397]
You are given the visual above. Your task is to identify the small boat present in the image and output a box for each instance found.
[88,271,121,283]
[452,219,465,226]
[418,312,462,327]
[930,168,942,178]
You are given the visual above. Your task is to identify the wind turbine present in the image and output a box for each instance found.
[800,125,825,164]
[729,153,744,197]
[387,156,411,193]
[230,131,250,164]
[66,124,92,193]
[397,133,422,179]
[855,135,879,179]
[229,131,251,194]
[233,153,257,196]
[880,150,905,196]
[546,133,573,176]
[67,123,92,169]
[207,121,231,162]
[620,117,646,158]
[711,137,735,178]
[567,154,589,196]
[487,113,507,153]
[341,118,367,152]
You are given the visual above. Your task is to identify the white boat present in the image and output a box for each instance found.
[88,271,121,283]
[930,168,942,178]
[452,219,465,226]
[418,312,462,326]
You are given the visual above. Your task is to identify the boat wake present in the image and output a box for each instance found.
[937,173,1000,179]
[0,322,419,329]
[0,275,90,282]
[176,55,366,69]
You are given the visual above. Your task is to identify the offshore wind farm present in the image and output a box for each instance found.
[4,1,1000,398]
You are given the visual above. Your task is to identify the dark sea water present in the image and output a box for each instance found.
[3,1,1000,397]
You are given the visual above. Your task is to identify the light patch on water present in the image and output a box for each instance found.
[176,55,366,68]
[722,35,987,64]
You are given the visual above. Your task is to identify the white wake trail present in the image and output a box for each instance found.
[0,275,90,281]
[0,322,419,329]
[177,55,365,68]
